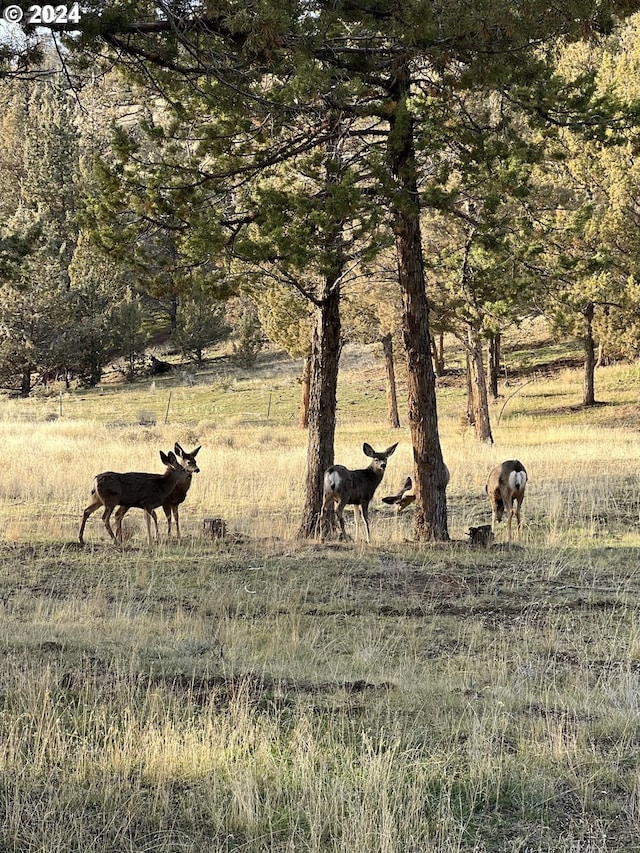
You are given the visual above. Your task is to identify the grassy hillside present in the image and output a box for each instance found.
[1,327,640,851]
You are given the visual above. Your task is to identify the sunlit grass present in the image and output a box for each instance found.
[2,338,640,546]
[2,336,640,849]
[1,533,640,850]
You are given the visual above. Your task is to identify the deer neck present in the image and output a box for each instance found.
[165,467,189,492]
[367,463,385,487]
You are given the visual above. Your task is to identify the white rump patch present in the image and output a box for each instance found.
[508,470,527,492]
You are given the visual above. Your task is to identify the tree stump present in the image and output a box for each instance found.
[466,524,494,548]
[203,517,227,538]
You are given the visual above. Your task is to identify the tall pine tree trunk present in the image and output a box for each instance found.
[582,301,596,407]
[169,293,178,334]
[388,70,449,541]
[381,333,400,429]
[488,331,500,399]
[296,282,341,538]
[433,330,445,377]
[465,352,475,426]
[467,329,493,443]
[299,352,311,429]
[20,366,31,398]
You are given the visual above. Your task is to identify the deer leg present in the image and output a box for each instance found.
[490,495,502,532]
[352,506,359,542]
[503,495,514,544]
[360,503,371,544]
[163,506,172,539]
[336,500,349,541]
[173,507,181,541]
[79,499,102,544]
[114,506,129,544]
[319,495,332,543]
[514,499,522,540]
[145,509,159,545]
[101,506,119,544]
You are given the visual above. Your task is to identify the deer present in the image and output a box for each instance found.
[382,475,416,512]
[112,443,201,542]
[485,460,527,544]
[320,442,398,544]
[78,450,192,547]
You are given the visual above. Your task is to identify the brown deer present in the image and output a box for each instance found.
[78,450,192,546]
[320,442,398,544]
[486,460,527,544]
[113,443,201,541]
[382,475,416,512]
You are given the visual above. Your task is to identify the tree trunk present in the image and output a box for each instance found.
[583,301,596,407]
[169,292,178,334]
[488,331,501,399]
[299,352,311,429]
[437,331,445,376]
[20,366,31,398]
[465,352,475,426]
[296,114,346,538]
[388,71,449,541]
[381,333,400,429]
[296,281,341,539]
[90,360,101,387]
[467,329,493,443]
[595,341,603,369]
[431,330,445,377]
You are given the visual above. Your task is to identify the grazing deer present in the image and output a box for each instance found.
[320,442,398,544]
[382,475,416,512]
[113,442,201,541]
[78,450,192,546]
[486,460,527,544]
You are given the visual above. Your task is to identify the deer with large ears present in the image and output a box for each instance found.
[112,443,201,542]
[162,442,201,539]
[320,442,398,544]
[486,459,527,544]
[78,450,192,547]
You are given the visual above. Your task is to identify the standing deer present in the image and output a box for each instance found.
[486,460,527,543]
[320,442,398,544]
[113,442,201,541]
[78,450,192,546]
[162,442,201,539]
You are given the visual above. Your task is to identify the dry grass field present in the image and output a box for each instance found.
[2,330,640,851]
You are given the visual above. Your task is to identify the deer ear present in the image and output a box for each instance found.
[160,451,169,464]
[363,443,375,457]
[385,443,398,456]
[192,446,201,456]
[174,443,184,456]
[167,451,177,463]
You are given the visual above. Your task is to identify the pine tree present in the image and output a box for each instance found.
[173,278,230,364]
[252,283,313,427]
[0,70,82,393]
[66,230,130,386]
[537,16,640,406]
[51,0,640,538]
